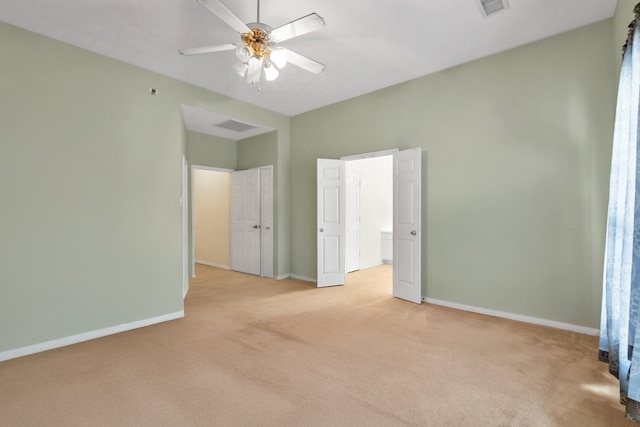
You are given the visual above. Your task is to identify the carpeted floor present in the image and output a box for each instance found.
[0,264,634,426]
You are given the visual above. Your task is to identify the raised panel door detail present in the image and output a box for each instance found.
[317,159,346,287]
[393,148,422,304]
[323,186,340,224]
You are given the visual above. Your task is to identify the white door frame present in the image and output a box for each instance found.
[190,164,273,278]
[315,148,422,302]
[342,150,399,274]
[182,156,189,299]
[340,149,400,162]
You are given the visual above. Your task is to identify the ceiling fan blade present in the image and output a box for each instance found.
[282,48,325,74]
[179,43,236,56]
[197,0,251,34]
[270,13,325,43]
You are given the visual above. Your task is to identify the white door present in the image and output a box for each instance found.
[345,171,361,273]
[393,148,422,304]
[317,159,346,287]
[231,169,261,275]
[260,166,274,279]
[182,156,189,298]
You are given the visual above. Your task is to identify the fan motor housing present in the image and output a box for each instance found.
[241,23,274,57]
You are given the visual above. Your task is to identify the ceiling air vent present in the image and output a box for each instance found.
[477,0,509,17]
[215,119,259,133]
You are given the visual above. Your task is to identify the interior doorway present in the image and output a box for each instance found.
[192,167,233,272]
[317,148,422,303]
[344,155,394,274]
[191,164,274,279]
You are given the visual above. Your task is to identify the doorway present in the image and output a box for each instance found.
[192,167,233,273]
[345,155,394,273]
[317,148,422,303]
[191,165,274,279]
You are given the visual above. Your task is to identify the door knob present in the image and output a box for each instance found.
[319,228,324,232]
[411,230,417,236]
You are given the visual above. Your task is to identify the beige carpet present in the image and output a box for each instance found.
[0,264,634,426]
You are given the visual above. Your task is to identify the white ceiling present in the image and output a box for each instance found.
[180,104,274,140]
[0,0,617,137]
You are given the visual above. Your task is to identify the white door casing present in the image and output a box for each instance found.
[260,166,274,279]
[345,170,361,273]
[182,156,189,299]
[392,148,422,304]
[317,159,346,287]
[231,169,261,276]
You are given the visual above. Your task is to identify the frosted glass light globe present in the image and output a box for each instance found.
[235,45,252,63]
[270,47,287,69]
[264,64,279,81]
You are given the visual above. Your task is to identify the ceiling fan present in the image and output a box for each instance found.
[180,0,326,85]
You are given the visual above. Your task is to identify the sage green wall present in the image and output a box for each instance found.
[290,20,615,328]
[0,21,290,354]
[237,131,280,275]
[185,130,236,280]
[615,1,637,64]
[275,127,291,277]
[237,131,278,170]
[185,129,288,278]
[186,130,236,170]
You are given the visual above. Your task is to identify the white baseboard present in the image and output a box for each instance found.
[358,262,384,270]
[0,310,184,363]
[424,298,598,336]
[196,260,230,270]
[290,274,316,283]
[276,274,291,280]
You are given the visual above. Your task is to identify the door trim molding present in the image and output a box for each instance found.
[182,156,189,299]
[340,149,399,161]
[191,165,234,173]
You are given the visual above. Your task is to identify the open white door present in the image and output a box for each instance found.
[317,159,346,287]
[393,148,422,304]
[260,166,274,279]
[231,169,261,276]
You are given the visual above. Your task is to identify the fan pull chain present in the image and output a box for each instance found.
[257,0,260,23]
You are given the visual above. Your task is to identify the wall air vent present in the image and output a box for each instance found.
[215,119,259,133]
[477,0,509,17]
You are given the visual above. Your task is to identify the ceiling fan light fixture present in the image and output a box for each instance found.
[247,57,263,84]
[235,45,252,62]
[270,47,287,69]
[264,63,279,81]
[180,0,326,86]
[233,62,248,77]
